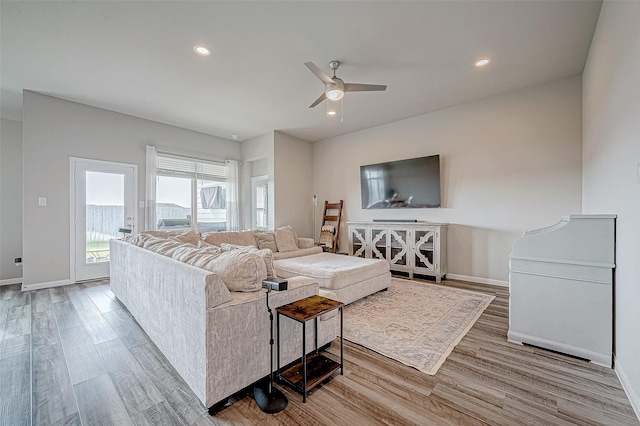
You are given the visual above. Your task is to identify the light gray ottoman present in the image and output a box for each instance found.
[273,253,391,305]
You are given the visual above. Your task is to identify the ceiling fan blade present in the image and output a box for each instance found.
[344,83,387,92]
[309,92,327,108]
[305,62,334,84]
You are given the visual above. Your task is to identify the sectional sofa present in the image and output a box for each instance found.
[109,227,390,409]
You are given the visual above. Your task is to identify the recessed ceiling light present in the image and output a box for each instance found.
[193,45,211,56]
[475,58,491,67]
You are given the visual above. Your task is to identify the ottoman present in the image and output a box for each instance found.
[273,253,391,305]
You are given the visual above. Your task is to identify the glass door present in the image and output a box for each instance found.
[72,158,137,282]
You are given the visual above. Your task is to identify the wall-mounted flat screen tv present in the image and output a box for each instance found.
[360,155,441,209]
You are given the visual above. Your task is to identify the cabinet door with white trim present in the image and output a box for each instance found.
[388,228,410,274]
[413,228,436,274]
[370,227,388,261]
[349,226,367,258]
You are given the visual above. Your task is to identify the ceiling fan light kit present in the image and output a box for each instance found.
[326,86,344,101]
[305,60,387,113]
[326,99,343,121]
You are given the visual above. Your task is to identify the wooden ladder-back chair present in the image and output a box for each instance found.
[320,200,344,253]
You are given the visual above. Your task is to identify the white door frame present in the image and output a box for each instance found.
[70,157,138,283]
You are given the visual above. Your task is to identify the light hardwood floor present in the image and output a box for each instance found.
[0,277,638,425]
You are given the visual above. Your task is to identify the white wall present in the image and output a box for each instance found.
[22,91,241,287]
[274,131,313,237]
[241,131,275,230]
[313,77,583,284]
[582,1,640,418]
[0,118,23,282]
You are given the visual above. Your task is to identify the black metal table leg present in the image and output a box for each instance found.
[302,321,307,403]
[275,295,344,404]
[277,312,281,375]
[340,306,344,375]
[315,317,318,353]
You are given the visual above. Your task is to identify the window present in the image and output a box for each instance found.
[251,175,269,230]
[153,153,234,232]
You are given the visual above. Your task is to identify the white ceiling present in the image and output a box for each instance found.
[1,1,602,142]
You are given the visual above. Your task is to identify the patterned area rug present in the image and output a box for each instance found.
[343,278,495,375]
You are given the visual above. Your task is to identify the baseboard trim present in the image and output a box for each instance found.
[447,273,508,288]
[21,279,73,291]
[0,277,23,286]
[615,357,640,421]
[507,330,611,367]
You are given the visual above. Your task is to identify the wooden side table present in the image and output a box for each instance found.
[276,295,344,403]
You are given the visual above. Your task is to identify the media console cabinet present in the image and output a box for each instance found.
[347,221,448,282]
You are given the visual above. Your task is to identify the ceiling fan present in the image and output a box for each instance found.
[305,60,387,108]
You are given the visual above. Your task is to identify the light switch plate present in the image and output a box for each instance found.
[139,200,145,208]
[38,197,47,206]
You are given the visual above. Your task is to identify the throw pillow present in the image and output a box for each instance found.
[254,231,278,252]
[276,225,298,242]
[170,230,200,246]
[275,229,298,253]
[220,243,277,279]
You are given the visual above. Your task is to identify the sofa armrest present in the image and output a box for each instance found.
[297,237,315,249]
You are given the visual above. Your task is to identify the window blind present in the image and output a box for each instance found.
[156,154,227,181]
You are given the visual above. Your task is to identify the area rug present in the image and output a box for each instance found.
[343,278,494,375]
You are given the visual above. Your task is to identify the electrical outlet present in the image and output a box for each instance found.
[38,197,47,206]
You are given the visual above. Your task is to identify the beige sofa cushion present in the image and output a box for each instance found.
[275,229,298,252]
[142,237,178,250]
[277,225,298,241]
[171,246,203,263]
[221,243,277,279]
[201,230,258,248]
[297,237,315,249]
[273,252,389,290]
[145,239,187,257]
[197,240,221,250]
[272,246,323,260]
[254,231,278,252]
[143,229,197,239]
[189,250,267,292]
[123,233,157,247]
[170,230,201,246]
[167,245,267,292]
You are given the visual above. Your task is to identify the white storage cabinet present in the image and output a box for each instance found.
[348,221,448,282]
[508,215,616,367]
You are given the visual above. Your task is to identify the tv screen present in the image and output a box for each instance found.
[360,155,441,209]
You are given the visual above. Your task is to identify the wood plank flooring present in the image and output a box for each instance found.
[0,277,638,425]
